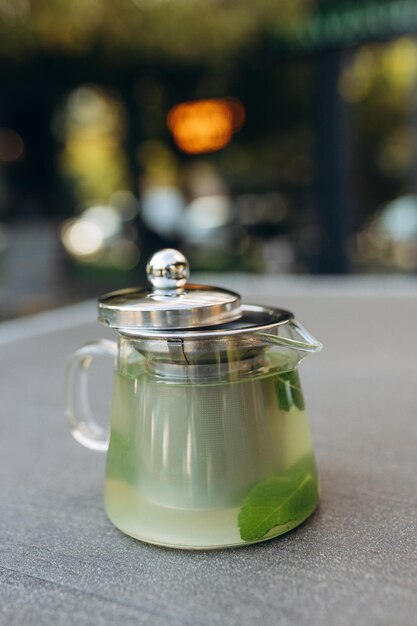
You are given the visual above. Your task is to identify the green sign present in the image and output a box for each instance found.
[280,0,417,51]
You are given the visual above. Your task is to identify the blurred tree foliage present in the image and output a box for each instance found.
[2,0,417,65]
[0,0,311,63]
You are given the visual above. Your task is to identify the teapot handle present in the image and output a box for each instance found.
[65,339,117,452]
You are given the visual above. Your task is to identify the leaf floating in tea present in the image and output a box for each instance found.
[237,469,317,542]
[276,370,305,412]
[277,377,292,412]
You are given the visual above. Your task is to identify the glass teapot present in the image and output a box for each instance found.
[66,249,322,549]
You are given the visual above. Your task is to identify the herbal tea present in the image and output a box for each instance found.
[104,356,319,549]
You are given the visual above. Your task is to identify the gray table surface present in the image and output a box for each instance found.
[1,276,417,626]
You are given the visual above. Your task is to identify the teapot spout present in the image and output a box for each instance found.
[256,319,322,355]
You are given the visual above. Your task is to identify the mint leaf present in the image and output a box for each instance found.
[276,370,305,412]
[238,469,318,542]
[107,430,136,483]
[276,376,292,412]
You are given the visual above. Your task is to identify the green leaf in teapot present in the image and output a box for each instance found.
[238,456,318,542]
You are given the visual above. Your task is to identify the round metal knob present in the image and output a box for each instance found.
[146,248,190,290]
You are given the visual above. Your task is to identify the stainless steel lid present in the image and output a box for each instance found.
[98,248,242,331]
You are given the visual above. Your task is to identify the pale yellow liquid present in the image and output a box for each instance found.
[104,359,318,548]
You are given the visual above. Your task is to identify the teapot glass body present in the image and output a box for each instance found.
[66,318,320,549]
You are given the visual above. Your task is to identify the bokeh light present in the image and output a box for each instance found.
[60,199,139,267]
[0,129,24,162]
[356,195,417,271]
[61,219,104,258]
[167,98,245,154]
[59,86,130,202]
[185,195,232,242]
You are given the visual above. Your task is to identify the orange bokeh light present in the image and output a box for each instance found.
[167,98,245,154]
[0,128,24,162]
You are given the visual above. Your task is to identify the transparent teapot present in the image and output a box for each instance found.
[66,249,322,549]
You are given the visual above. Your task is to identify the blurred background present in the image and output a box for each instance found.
[1,0,417,319]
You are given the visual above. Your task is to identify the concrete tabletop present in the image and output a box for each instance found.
[1,276,416,626]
